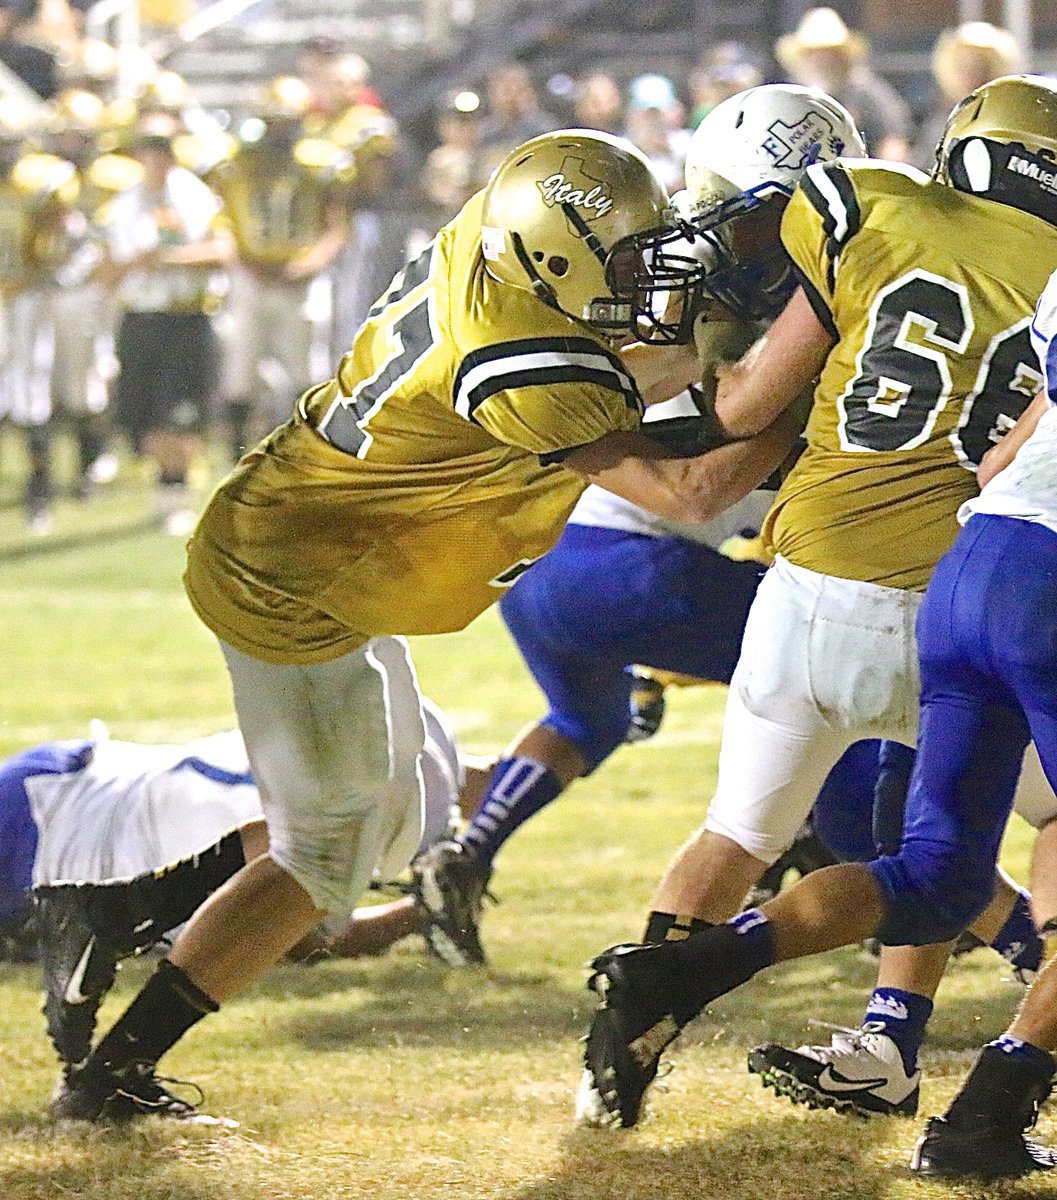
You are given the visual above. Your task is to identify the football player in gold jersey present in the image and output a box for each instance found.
[0,100,81,533]
[46,89,139,502]
[208,76,351,459]
[578,74,1057,1133]
[50,129,796,1124]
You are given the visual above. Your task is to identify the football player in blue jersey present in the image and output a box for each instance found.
[0,678,475,1081]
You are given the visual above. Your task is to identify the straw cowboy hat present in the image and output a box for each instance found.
[933,22,1023,102]
[776,8,868,71]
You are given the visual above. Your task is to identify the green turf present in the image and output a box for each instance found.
[0,440,1050,1198]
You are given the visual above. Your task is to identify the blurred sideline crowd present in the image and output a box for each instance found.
[0,2,1035,536]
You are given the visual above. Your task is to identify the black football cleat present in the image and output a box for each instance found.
[50,1061,238,1127]
[35,886,122,1068]
[576,942,685,1128]
[912,1041,1056,1179]
[412,841,493,968]
[911,1115,1057,1179]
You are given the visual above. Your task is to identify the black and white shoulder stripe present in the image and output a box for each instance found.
[367,239,435,318]
[800,162,862,291]
[453,336,641,421]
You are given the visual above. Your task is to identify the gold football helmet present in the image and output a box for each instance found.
[49,89,106,135]
[480,129,706,343]
[260,76,313,120]
[934,74,1057,227]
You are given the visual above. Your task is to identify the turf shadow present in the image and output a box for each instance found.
[274,954,592,1053]
[0,517,161,565]
[506,1112,897,1200]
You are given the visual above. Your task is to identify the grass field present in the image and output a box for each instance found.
[0,440,1053,1200]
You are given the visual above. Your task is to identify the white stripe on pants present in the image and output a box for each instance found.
[220,635,426,915]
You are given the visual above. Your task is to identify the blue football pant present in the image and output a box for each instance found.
[872,515,1057,944]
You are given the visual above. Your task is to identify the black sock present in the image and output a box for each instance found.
[945,1041,1055,1130]
[73,415,106,475]
[665,913,775,1025]
[85,959,218,1079]
[24,424,52,503]
[85,830,246,952]
[643,911,714,943]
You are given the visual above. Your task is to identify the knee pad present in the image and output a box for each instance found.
[870,843,995,946]
[542,704,629,774]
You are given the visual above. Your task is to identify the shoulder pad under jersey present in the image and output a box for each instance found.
[86,151,144,194]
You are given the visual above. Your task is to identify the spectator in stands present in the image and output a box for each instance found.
[688,42,763,128]
[776,6,911,161]
[100,120,232,536]
[475,64,560,182]
[421,97,481,226]
[573,72,624,135]
[622,73,689,194]
[297,37,383,116]
[912,21,1023,171]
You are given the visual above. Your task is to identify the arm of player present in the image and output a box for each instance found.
[712,287,833,439]
[283,201,349,282]
[976,390,1050,488]
[562,409,801,525]
[619,340,702,407]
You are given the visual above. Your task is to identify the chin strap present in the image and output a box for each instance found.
[511,231,559,308]
[560,201,610,268]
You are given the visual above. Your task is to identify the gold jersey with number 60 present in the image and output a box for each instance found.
[185,190,643,664]
[763,159,1057,591]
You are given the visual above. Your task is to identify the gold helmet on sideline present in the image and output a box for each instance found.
[48,89,106,135]
[934,74,1057,227]
[259,75,313,120]
[480,129,706,343]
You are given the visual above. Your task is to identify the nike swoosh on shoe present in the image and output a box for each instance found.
[64,937,97,1005]
[817,1064,888,1094]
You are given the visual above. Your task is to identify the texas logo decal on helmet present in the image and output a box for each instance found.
[760,111,845,171]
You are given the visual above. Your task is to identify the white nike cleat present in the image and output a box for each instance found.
[748,1026,920,1117]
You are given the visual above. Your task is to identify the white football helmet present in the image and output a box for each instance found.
[683,83,865,318]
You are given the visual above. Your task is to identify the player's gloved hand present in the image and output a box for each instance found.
[626,670,667,743]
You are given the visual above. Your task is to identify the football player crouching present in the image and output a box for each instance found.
[0,668,481,1090]
[54,128,799,1126]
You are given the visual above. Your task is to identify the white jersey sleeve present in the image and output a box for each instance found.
[960,269,1057,532]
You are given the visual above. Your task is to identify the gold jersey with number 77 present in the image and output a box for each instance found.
[185,190,645,665]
